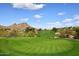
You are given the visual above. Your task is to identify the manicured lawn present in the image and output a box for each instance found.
[0,30,79,56]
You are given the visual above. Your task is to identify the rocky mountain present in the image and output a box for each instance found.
[0,24,7,29]
[0,23,32,31]
[8,23,31,30]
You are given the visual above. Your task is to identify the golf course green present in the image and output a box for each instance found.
[0,30,79,56]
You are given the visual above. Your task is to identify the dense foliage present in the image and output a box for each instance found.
[0,27,37,37]
[55,27,79,39]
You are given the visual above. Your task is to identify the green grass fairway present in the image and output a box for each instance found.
[0,30,79,56]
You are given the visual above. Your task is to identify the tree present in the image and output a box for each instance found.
[73,27,79,38]
[38,28,42,31]
[52,27,57,32]
[24,27,38,37]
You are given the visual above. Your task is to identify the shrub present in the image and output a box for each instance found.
[52,27,57,32]
[24,27,38,37]
[55,28,78,39]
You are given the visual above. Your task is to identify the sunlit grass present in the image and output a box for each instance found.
[0,30,79,56]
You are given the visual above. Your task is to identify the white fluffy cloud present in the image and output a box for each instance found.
[12,3,45,10]
[47,22,63,28]
[33,14,42,22]
[46,14,79,28]
[76,21,79,23]
[74,15,79,20]
[34,14,42,19]
[62,15,79,23]
[47,21,75,28]
[63,19,73,22]
[53,22,63,28]
[47,23,54,25]
[58,12,64,16]
[65,22,75,27]
[20,18,29,22]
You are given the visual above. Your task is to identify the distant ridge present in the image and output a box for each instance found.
[0,23,32,30]
[0,24,7,29]
[8,23,31,30]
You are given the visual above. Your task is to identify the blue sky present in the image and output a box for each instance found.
[0,3,79,29]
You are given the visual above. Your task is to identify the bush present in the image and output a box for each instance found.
[55,28,78,39]
[24,27,38,37]
[52,27,57,32]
